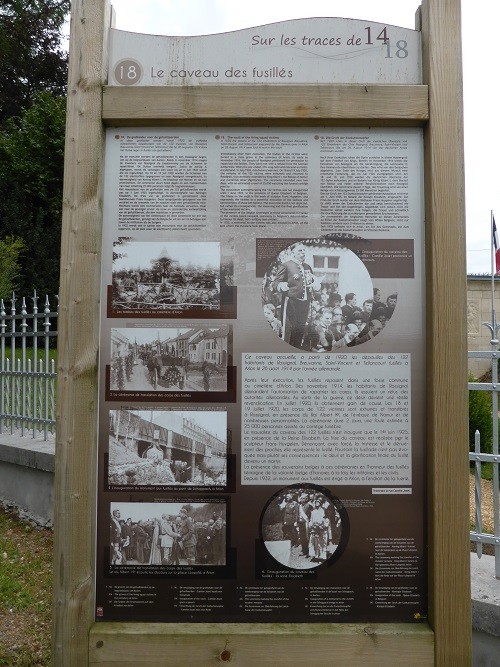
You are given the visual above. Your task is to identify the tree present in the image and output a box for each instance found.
[0,236,25,299]
[0,0,69,125]
[0,1,69,298]
[113,237,132,263]
[152,256,173,277]
[0,92,66,296]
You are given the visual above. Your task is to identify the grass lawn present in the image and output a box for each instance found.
[476,462,496,482]
[0,508,52,667]
[2,347,57,367]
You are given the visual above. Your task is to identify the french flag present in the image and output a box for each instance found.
[494,216,500,274]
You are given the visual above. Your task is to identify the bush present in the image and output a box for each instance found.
[0,235,24,298]
[469,378,493,454]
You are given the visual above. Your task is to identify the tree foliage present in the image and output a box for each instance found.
[0,1,69,298]
[0,0,69,125]
[0,92,66,296]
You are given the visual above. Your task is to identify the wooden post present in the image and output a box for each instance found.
[421,0,472,663]
[52,1,111,664]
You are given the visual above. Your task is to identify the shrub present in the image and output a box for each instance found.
[469,378,493,454]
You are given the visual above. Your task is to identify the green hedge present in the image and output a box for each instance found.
[469,379,493,455]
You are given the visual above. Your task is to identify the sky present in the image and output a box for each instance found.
[113,241,220,271]
[112,327,218,345]
[100,0,499,274]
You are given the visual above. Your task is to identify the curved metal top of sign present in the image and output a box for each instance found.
[108,18,421,86]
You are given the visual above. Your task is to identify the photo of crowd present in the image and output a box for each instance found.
[110,502,226,567]
[107,409,227,488]
[261,486,343,570]
[262,239,397,351]
[111,239,222,312]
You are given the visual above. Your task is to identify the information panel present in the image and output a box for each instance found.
[95,125,426,623]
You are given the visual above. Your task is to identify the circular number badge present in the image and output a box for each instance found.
[114,59,143,86]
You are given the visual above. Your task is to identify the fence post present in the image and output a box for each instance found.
[0,299,5,435]
[474,429,483,559]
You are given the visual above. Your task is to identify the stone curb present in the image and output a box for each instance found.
[471,553,500,637]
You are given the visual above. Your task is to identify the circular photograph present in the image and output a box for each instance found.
[260,485,348,570]
[261,237,393,351]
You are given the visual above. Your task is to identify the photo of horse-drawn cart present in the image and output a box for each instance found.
[109,326,230,395]
[143,352,186,390]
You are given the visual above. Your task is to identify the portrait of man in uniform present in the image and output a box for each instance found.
[272,243,321,348]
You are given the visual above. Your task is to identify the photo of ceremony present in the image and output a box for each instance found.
[107,409,227,488]
[261,486,344,570]
[110,501,227,567]
[111,239,222,312]
[261,238,397,352]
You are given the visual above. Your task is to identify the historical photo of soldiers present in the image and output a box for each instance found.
[261,238,396,351]
[109,326,229,393]
[107,409,227,487]
[111,239,222,312]
[110,501,227,567]
[261,486,343,570]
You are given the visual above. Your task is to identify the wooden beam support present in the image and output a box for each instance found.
[102,84,428,126]
[89,622,434,666]
[52,1,111,665]
[421,0,471,664]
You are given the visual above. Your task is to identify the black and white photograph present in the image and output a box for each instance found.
[261,237,389,352]
[107,409,227,487]
[110,501,227,567]
[109,326,230,393]
[111,239,222,312]
[261,486,343,570]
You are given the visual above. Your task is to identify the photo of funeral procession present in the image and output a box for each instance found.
[261,486,343,570]
[111,239,222,312]
[110,326,230,393]
[110,501,227,566]
[107,409,227,488]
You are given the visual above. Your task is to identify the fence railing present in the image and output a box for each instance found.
[0,292,58,440]
[469,311,500,579]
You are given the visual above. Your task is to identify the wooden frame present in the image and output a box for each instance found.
[53,0,471,664]
[102,84,429,126]
[89,623,433,665]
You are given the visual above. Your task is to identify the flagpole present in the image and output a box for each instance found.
[491,213,500,576]
[492,210,495,322]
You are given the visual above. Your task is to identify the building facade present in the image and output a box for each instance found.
[467,275,500,377]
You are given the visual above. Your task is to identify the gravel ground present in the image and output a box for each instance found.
[469,474,495,533]
[469,474,497,556]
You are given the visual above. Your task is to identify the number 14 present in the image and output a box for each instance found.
[364,27,409,59]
